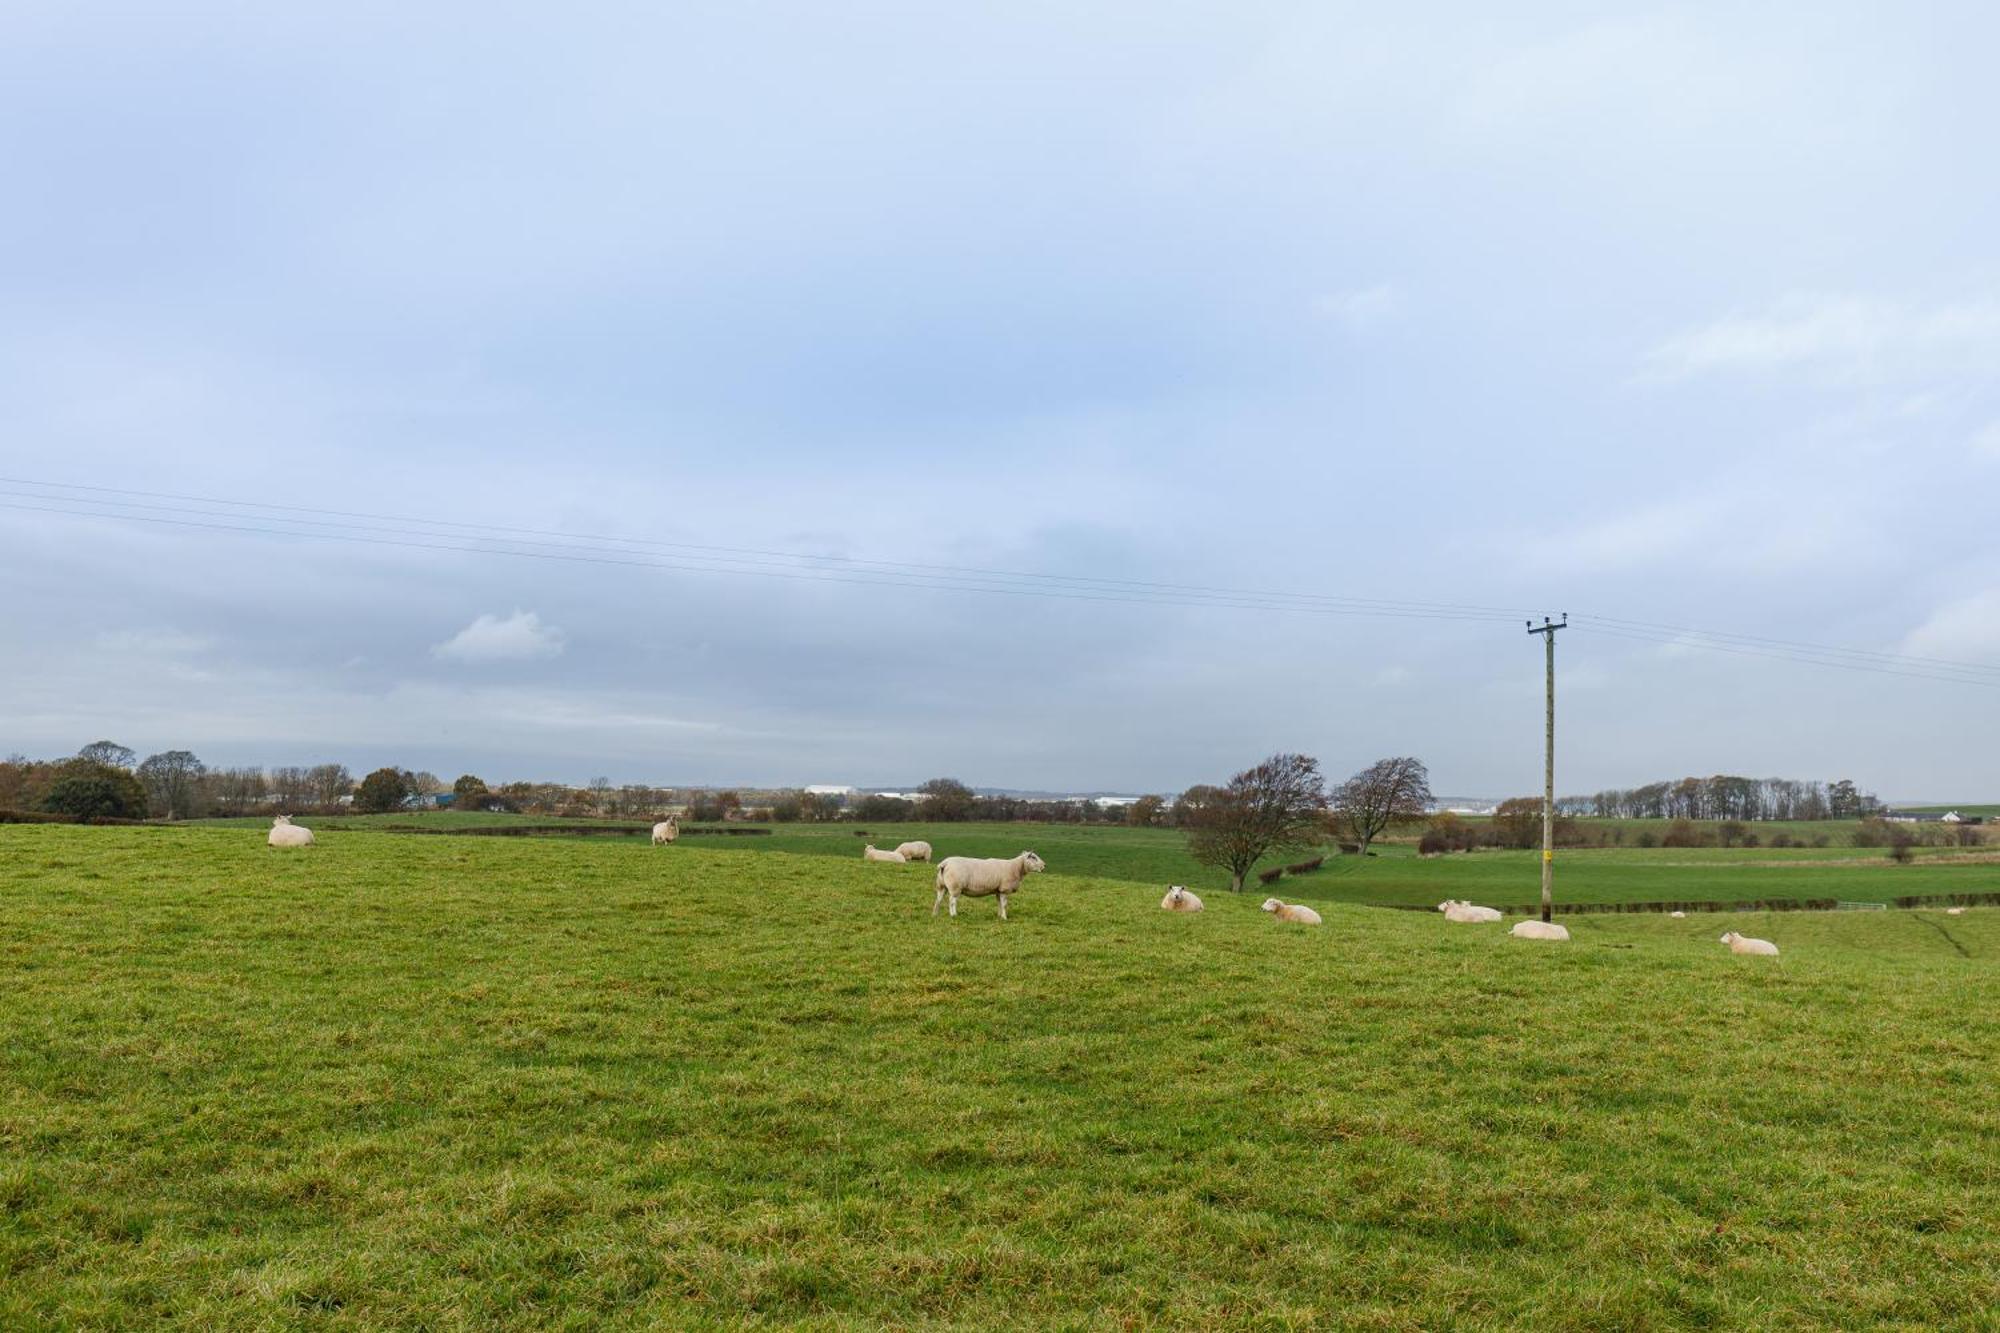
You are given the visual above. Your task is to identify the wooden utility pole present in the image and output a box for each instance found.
[1526,615,1568,923]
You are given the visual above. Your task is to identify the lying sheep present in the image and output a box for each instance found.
[1720,931,1778,957]
[268,815,314,848]
[933,851,1045,920]
[863,844,908,864]
[651,818,679,845]
[1160,885,1204,913]
[1510,920,1569,941]
[1945,906,1967,916]
[1669,910,1687,919]
[1437,899,1502,923]
[894,840,933,863]
[1261,898,1322,925]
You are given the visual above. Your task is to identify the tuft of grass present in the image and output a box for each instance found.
[0,824,1994,1328]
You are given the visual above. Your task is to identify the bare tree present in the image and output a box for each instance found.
[307,763,353,808]
[1331,757,1432,857]
[137,750,207,820]
[78,740,137,769]
[1185,753,1327,892]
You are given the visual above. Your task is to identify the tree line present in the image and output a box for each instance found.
[1558,775,1883,822]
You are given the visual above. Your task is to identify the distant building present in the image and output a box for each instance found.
[805,785,856,796]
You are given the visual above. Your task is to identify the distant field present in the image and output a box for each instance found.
[187,813,2000,910]
[1896,803,2000,817]
[1,824,1993,1328]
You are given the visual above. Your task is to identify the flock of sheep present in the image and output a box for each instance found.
[265,815,1974,951]
[858,839,1045,920]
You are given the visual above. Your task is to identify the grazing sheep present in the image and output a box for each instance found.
[1720,931,1779,957]
[1437,899,1502,924]
[651,818,679,846]
[1509,920,1569,941]
[894,840,933,863]
[863,844,908,864]
[1160,885,1204,913]
[1669,910,1687,919]
[933,851,1045,920]
[267,815,314,848]
[1945,906,1967,916]
[1261,898,1322,925]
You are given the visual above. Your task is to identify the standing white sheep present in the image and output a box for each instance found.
[894,841,933,863]
[1719,931,1779,956]
[1261,898,1322,925]
[863,844,908,864]
[933,851,1045,920]
[1510,920,1569,941]
[1437,899,1502,923]
[267,815,314,848]
[1160,885,1204,912]
[651,817,679,845]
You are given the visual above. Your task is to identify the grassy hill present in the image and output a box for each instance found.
[1,824,1995,1327]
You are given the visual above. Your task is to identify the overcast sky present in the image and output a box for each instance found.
[4,3,1998,798]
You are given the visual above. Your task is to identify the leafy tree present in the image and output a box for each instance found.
[1125,794,1166,828]
[77,740,136,769]
[1330,757,1432,858]
[453,774,490,806]
[1170,784,1222,828]
[1185,753,1327,892]
[917,778,977,822]
[355,767,412,813]
[1491,797,1543,850]
[40,765,149,820]
[855,793,915,821]
[137,750,207,820]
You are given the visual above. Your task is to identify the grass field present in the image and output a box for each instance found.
[2,823,1996,1328]
[189,813,2000,911]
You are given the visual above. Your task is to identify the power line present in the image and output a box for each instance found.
[7,474,1997,689]
[0,497,1520,623]
[1568,623,2000,690]
[0,479,1529,623]
[0,476,1530,620]
[1572,612,2000,679]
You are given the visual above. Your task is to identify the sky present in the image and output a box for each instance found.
[3,2,1998,799]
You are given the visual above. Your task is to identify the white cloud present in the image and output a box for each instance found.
[1645,294,2000,383]
[96,628,209,656]
[431,609,566,663]
[1973,421,2000,461]
[1315,284,1402,332]
[1900,589,2000,664]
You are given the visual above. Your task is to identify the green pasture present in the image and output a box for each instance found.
[1,824,1996,1328]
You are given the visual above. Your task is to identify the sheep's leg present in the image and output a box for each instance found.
[932,884,945,916]
[948,889,959,918]
[998,892,1008,921]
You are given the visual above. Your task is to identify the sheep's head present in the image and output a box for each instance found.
[1020,851,1046,873]
[1719,932,1739,944]
[1166,886,1187,904]
[273,815,291,826]
[1436,900,1457,912]
[1261,898,1282,913]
